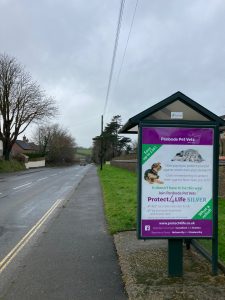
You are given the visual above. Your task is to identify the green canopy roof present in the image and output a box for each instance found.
[119,91,225,134]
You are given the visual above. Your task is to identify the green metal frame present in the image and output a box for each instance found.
[137,120,219,276]
[212,124,219,275]
[119,91,224,277]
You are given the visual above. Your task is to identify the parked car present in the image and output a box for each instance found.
[79,159,86,166]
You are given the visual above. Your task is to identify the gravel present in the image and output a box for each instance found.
[114,231,225,300]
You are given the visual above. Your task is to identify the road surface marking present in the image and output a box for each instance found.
[37,177,48,181]
[50,174,57,177]
[0,198,63,274]
[13,182,32,190]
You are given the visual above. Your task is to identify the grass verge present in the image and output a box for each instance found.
[197,199,225,262]
[98,164,225,263]
[98,165,137,234]
[0,159,25,172]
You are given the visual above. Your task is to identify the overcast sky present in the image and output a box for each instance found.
[1,0,225,147]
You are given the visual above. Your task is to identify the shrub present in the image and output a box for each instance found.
[0,159,25,172]
[25,152,45,159]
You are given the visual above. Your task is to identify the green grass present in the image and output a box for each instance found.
[218,200,225,261]
[98,165,225,263]
[0,159,25,172]
[75,147,92,160]
[98,165,137,234]
[76,147,92,156]
[197,199,225,262]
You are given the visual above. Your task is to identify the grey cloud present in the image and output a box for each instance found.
[1,0,225,146]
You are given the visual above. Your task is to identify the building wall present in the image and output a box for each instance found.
[219,164,225,198]
[220,138,225,156]
[11,143,36,156]
[11,143,22,156]
[25,159,45,169]
[110,159,137,172]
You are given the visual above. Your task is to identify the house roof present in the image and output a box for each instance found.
[16,140,36,151]
[119,91,225,133]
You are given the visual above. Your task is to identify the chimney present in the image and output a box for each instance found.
[23,135,29,143]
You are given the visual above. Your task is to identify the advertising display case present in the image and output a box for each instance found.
[139,125,215,239]
[119,92,225,276]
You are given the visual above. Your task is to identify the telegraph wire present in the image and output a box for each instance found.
[103,0,126,116]
[115,0,139,87]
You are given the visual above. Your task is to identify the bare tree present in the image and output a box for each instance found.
[0,54,58,160]
[33,124,76,163]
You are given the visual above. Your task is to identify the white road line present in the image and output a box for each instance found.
[50,174,57,177]
[0,198,63,274]
[37,177,48,182]
[13,182,32,190]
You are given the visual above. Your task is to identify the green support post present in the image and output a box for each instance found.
[168,239,183,277]
[212,125,219,275]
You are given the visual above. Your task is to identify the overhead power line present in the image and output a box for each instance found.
[103,0,126,116]
[115,0,139,87]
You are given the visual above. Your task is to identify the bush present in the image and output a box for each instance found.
[25,152,45,159]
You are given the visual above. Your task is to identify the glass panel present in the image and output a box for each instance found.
[145,100,210,121]
[128,125,138,132]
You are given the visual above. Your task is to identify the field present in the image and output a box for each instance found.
[98,164,225,262]
[75,147,92,160]
[76,147,92,155]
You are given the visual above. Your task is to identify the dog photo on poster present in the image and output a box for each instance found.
[140,126,214,238]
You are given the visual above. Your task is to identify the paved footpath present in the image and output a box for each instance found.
[0,165,127,300]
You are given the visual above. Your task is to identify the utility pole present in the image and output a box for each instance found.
[100,115,103,170]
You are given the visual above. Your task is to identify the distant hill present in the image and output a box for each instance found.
[75,147,92,161]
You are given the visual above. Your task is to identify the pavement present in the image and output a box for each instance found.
[0,165,127,300]
[114,230,225,300]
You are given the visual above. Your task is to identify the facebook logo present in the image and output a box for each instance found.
[145,225,151,231]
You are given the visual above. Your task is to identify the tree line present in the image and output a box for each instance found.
[33,124,76,163]
[0,53,133,164]
[0,53,75,163]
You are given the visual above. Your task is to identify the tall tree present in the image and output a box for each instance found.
[0,54,57,160]
[92,115,131,163]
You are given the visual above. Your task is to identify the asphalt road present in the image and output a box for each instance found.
[0,165,127,299]
[0,165,90,262]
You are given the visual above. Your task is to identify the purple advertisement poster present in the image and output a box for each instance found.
[141,127,214,238]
